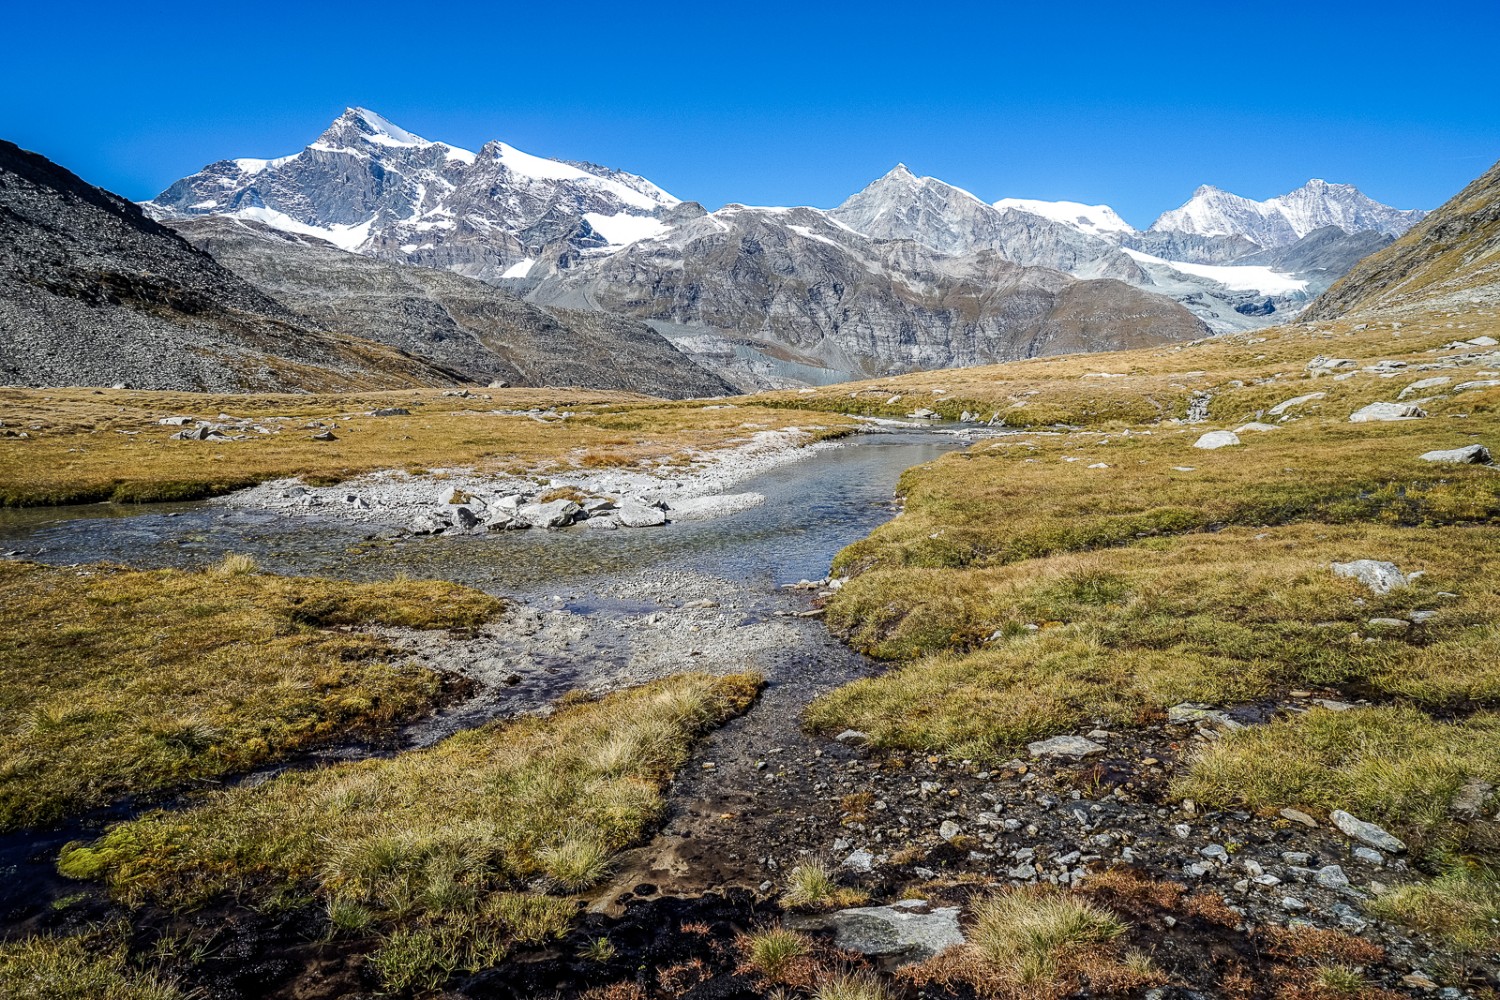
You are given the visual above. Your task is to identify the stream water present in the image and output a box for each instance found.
[0,430,960,597]
[0,430,966,926]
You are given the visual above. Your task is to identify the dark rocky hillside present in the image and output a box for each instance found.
[0,139,459,391]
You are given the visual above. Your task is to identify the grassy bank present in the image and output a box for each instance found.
[798,311,1500,958]
[58,672,761,992]
[0,557,502,830]
[0,387,855,506]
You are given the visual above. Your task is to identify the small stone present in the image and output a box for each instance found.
[1027,735,1106,758]
[1331,809,1406,853]
[1402,972,1439,992]
[1353,847,1384,865]
[1315,864,1350,890]
[1200,844,1229,862]
[1281,896,1307,911]
[1281,851,1312,866]
[834,730,869,744]
[1280,807,1318,828]
[1253,874,1282,887]
[1172,824,1191,839]
[843,849,875,873]
[938,820,962,842]
[1450,777,1495,820]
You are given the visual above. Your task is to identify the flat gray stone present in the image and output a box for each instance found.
[1028,735,1106,758]
[615,500,668,528]
[1350,401,1426,422]
[842,849,875,873]
[1331,809,1406,853]
[1399,376,1452,399]
[1268,392,1326,415]
[1419,444,1490,464]
[805,901,964,964]
[514,499,582,528]
[1331,560,1407,595]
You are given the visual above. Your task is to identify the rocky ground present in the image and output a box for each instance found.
[218,423,843,536]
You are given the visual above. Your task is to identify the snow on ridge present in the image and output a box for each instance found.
[582,211,671,246]
[225,205,377,252]
[994,197,1136,237]
[493,142,673,211]
[1122,247,1309,295]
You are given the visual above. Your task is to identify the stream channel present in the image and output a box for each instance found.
[0,428,969,925]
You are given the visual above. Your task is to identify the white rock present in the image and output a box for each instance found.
[1419,444,1491,464]
[1234,422,1279,433]
[1331,560,1407,595]
[1331,809,1406,853]
[1350,402,1426,422]
[1027,735,1106,758]
[842,849,875,873]
[1268,392,1326,415]
[1399,376,1452,399]
[939,820,962,842]
[1467,336,1499,347]
[1193,430,1241,450]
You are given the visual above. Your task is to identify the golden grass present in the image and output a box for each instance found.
[0,557,501,830]
[1175,706,1500,849]
[753,308,1499,425]
[898,886,1148,999]
[780,861,870,911]
[59,673,760,991]
[1368,867,1500,963]
[741,926,814,980]
[0,386,856,505]
[0,926,185,1000]
[809,524,1500,757]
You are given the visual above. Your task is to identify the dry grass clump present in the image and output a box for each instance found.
[0,926,186,1000]
[780,861,869,911]
[739,926,814,981]
[900,886,1146,999]
[59,673,760,991]
[1175,706,1500,849]
[809,523,1500,757]
[1368,866,1500,962]
[811,969,891,1000]
[0,559,501,830]
[0,387,853,506]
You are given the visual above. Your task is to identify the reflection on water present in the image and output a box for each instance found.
[0,433,961,596]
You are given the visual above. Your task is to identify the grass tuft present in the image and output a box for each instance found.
[0,560,501,830]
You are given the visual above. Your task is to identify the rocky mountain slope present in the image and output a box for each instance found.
[1305,157,1500,320]
[0,139,460,392]
[529,204,1207,384]
[173,217,734,398]
[141,108,1429,378]
[149,108,675,284]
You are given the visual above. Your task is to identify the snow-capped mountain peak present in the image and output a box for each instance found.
[993,198,1136,238]
[148,108,679,281]
[1150,179,1425,247]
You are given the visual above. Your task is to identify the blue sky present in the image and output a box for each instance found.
[4,0,1497,227]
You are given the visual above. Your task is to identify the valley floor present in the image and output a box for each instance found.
[1,305,1498,999]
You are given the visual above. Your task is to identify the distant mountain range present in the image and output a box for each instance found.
[136,108,1427,388]
[2,109,1437,393]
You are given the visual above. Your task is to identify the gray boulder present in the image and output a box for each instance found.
[1193,430,1241,450]
[1419,443,1490,464]
[800,900,965,964]
[1330,809,1406,853]
[616,500,668,528]
[1331,560,1407,595]
[1349,402,1425,422]
[1028,735,1106,758]
[515,499,582,529]
[1268,392,1326,415]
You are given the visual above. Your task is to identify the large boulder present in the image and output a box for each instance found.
[616,500,668,528]
[1419,443,1490,464]
[1193,430,1241,450]
[1349,402,1425,422]
[794,900,964,965]
[514,499,583,528]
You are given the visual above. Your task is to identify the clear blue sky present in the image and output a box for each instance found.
[5,0,1497,227]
